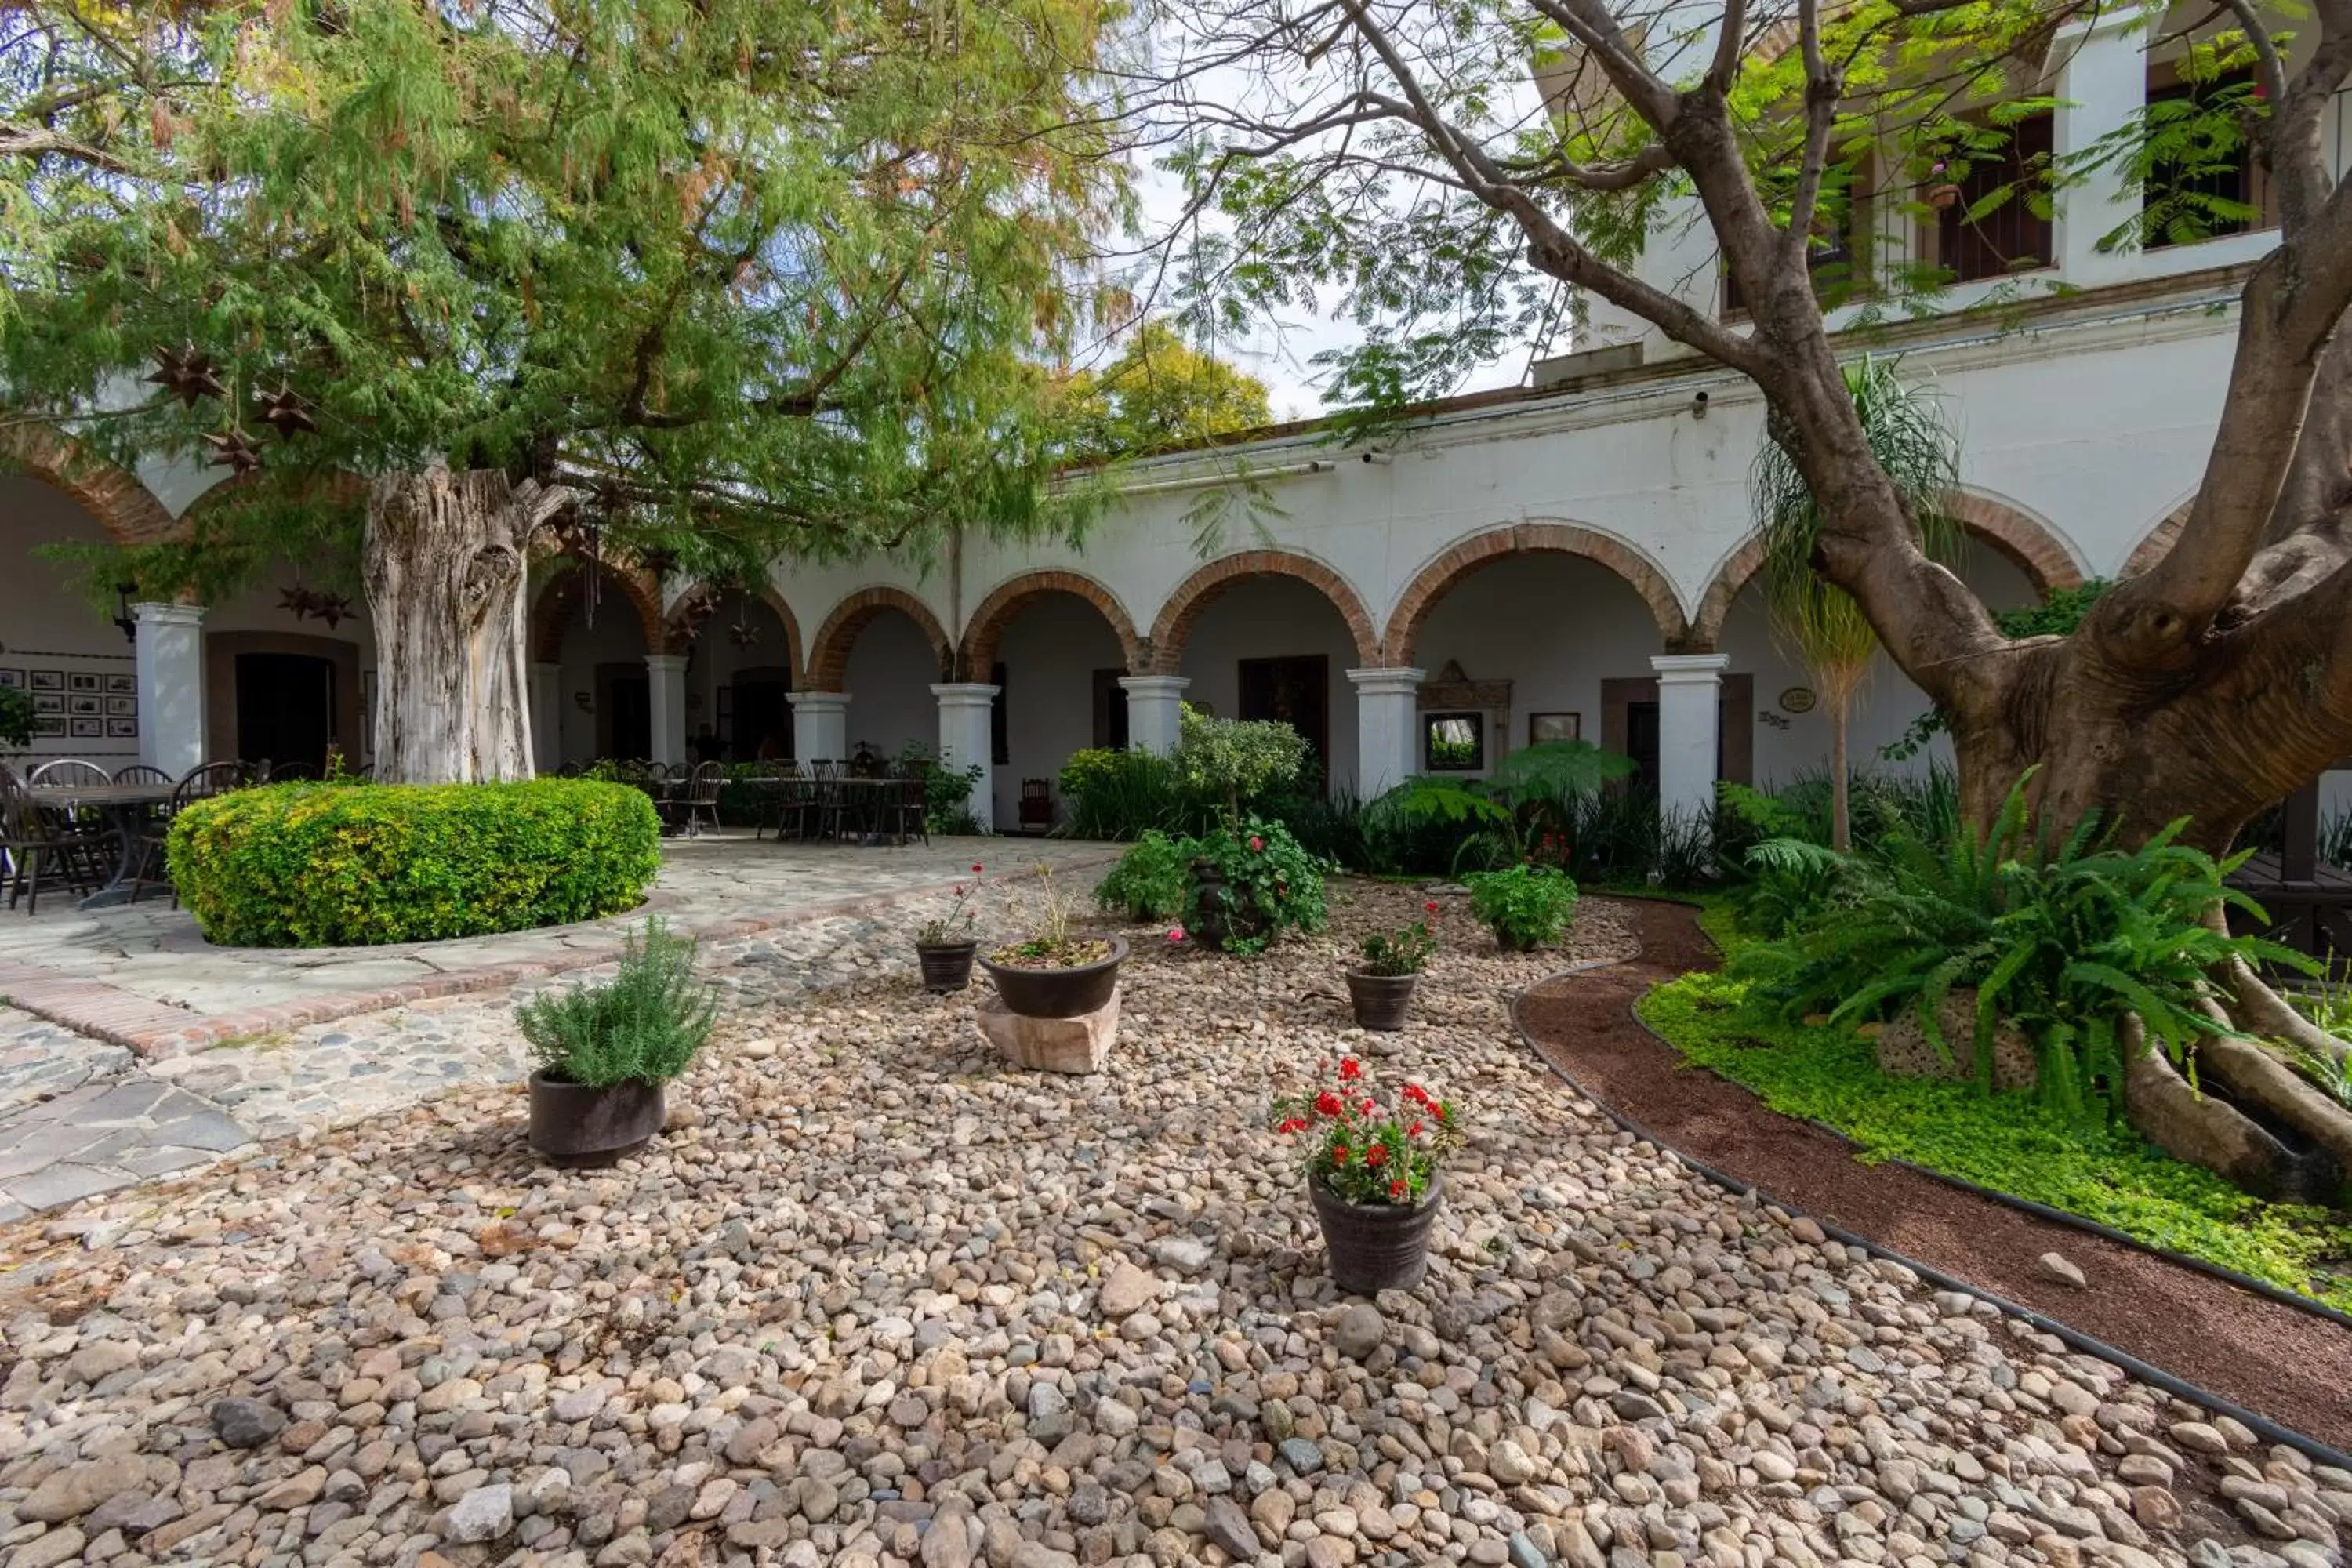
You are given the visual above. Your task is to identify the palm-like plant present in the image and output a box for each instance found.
[1751,357,1962,850]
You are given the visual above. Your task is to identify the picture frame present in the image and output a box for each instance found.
[105,673,135,695]
[29,670,63,691]
[67,672,101,694]
[34,714,64,737]
[1528,711,1581,745]
[67,695,102,717]
[106,718,138,739]
[0,669,20,688]
[1422,711,1486,772]
[69,717,102,739]
[33,692,63,715]
[105,696,136,717]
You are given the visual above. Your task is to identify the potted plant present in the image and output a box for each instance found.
[517,918,719,1166]
[1463,863,1578,953]
[1185,818,1328,954]
[916,863,987,992]
[979,863,1128,1018]
[1273,1059,1461,1294]
[1348,901,1439,1030]
[1924,159,1961,209]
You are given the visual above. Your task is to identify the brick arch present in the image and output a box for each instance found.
[0,422,179,545]
[1687,491,2086,648]
[528,559,669,663]
[2122,497,2192,578]
[665,579,806,685]
[1381,522,1688,666]
[806,585,953,692]
[175,466,369,524]
[1147,550,1378,675]
[958,569,1142,681]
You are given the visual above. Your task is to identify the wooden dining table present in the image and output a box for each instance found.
[27,780,176,909]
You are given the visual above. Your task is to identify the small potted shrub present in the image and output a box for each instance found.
[1273,1058,1461,1294]
[1464,863,1577,953]
[915,863,987,992]
[1185,818,1327,954]
[517,919,719,1166]
[1094,830,1194,922]
[1348,901,1439,1030]
[980,864,1128,1018]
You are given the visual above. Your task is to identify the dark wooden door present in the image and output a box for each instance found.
[1092,669,1131,749]
[1600,673,1754,793]
[1238,655,1330,780]
[597,663,652,760]
[235,653,336,774]
[732,670,790,762]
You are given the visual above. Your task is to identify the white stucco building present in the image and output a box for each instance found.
[4,13,2344,831]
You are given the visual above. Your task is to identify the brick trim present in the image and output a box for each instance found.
[0,422,180,545]
[666,581,807,684]
[958,569,1143,680]
[1381,522,1689,665]
[528,560,670,662]
[806,585,953,691]
[2122,499,2190,578]
[1146,550,1379,675]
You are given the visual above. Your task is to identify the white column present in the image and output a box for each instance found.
[931,682,1000,834]
[1652,653,1729,829]
[528,662,561,776]
[2053,20,2144,287]
[644,654,688,766]
[788,691,851,764]
[1118,675,1189,757]
[134,602,205,778]
[1348,666,1426,799]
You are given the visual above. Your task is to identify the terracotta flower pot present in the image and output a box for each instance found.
[979,935,1129,1018]
[916,938,978,993]
[1310,1172,1444,1295]
[1345,969,1419,1031]
[1927,182,1962,209]
[528,1070,666,1167]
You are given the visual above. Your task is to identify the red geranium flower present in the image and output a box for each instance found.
[972,863,984,873]
[1277,1118,1306,1134]
[1331,1143,1350,1165]
[1339,1058,1363,1082]
[1403,1083,1428,1105]
[1408,1120,1423,1136]
[1250,835,1265,851]
[1389,1178,1409,1200]
[1359,1098,1375,1113]
[1167,925,1185,942]
[1366,1143,1388,1167]
[1315,1089,1344,1116]
[1425,900,1439,915]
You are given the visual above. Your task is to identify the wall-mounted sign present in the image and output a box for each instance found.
[1778,686,1817,714]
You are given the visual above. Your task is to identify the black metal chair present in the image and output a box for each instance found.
[887,772,930,846]
[262,760,317,782]
[681,761,724,837]
[1,764,110,914]
[111,765,172,786]
[130,761,257,906]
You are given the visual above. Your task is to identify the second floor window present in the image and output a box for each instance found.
[1933,114,2056,281]
[2142,67,2274,247]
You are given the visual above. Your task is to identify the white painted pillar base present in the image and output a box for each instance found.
[1118,675,1189,757]
[644,654,688,766]
[788,691,851,766]
[1652,653,1729,829]
[1347,666,1426,799]
[932,682,1001,834]
[528,662,561,776]
[134,602,206,778]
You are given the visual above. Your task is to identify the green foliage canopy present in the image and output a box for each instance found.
[1060,320,1273,457]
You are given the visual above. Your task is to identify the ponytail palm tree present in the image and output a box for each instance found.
[1752,359,1962,851]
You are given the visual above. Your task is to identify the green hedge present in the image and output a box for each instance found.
[169,779,662,947]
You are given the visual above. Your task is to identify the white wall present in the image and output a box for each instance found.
[840,612,938,765]
[1178,575,1363,795]
[993,592,1125,826]
[0,477,141,766]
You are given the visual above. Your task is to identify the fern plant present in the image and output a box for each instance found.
[1377,740,1635,872]
[1734,776,2310,1120]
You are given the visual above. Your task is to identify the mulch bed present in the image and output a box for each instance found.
[1514,897,2352,1454]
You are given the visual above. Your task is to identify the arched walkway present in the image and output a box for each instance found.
[1381,522,1688,665]
[2123,499,2191,579]
[528,559,669,663]
[958,569,1142,681]
[1688,490,2085,648]
[665,579,807,687]
[0,423,180,545]
[1147,550,1378,675]
[806,586,953,692]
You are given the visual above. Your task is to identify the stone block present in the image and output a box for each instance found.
[975,992,1118,1074]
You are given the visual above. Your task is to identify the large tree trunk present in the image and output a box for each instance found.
[361,467,576,786]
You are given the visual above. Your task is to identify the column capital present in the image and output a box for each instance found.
[1116,674,1190,696]
[930,682,1002,707]
[788,689,852,711]
[133,601,205,627]
[1345,666,1426,697]
[643,653,689,673]
[1650,652,1730,683]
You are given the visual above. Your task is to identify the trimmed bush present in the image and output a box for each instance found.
[169,779,661,947]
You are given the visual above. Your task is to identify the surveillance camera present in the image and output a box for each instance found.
[1692,390,1710,419]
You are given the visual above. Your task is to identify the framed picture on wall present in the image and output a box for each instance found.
[33,692,63,715]
[67,672,101,694]
[106,718,138,739]
[34,714,64,737]
[0,669,20,688]
[29,670,62,691]
[69,717,101,738]
[1423,712,1486,771]
[67,695,101,717]
[105,673,135,695]
[106,696,136,717]
[1528,711,1581,744]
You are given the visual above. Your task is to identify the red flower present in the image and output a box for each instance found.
[1408,1120,1424,1137]
[1389,1178,1409,1200]
[1425,900,1439,915]
[1359,1098,1375,1113]
[1277,1118,1306,1134]
[1167,925,1185,942]
[953,884,965,897]
[1331,1143,1350,1165]
[1339,1058,1363,1082]
[972,863,984,873]
[1403,1083,1428,1106]
[1366,1143,1388,1167]
[1315,1089,1344,1117]
[1249,835,1265,851]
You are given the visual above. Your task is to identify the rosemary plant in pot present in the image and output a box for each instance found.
[517,919,718,1166]
[978,863,1127,1018]
[1273,1059,1461,1293]
[915,863,987,993]
[1348,902,1440,1030]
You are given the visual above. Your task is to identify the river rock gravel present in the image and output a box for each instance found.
[0,878,2341,1568]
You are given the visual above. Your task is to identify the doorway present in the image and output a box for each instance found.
[1602,673,1755,797]
[596,662,652,760]
[1237,655,1330,782]
[235,653,338,775]
[730,668,791,762]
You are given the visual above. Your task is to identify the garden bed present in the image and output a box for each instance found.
[1514,896,2352,1452]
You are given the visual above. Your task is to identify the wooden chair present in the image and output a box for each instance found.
[111,765,172,786]
[262,760,317,782]
[27,759,109,790]
[1018,778,1053,836]
[1,764,110,914]
[681,761,724,837]
[131,762,256,906]
[888,773,930,846]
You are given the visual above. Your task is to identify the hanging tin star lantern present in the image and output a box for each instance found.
[312,593,354,629]
[205,425,266,474]
[278,584,312,618]
[254,385,318,440]
[146,343,228,407]
[728,586,760,648]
